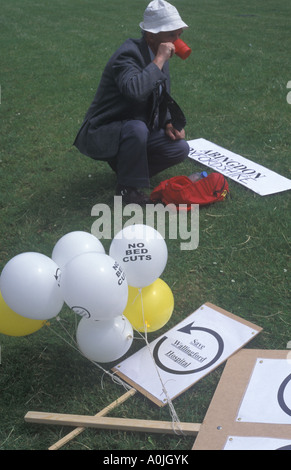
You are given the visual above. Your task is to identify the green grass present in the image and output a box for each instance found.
[0,0,290,450]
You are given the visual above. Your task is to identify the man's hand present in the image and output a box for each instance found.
[165,122,185,141]
[153,42,175,70]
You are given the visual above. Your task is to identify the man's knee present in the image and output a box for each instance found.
[164,138,189,164]
[176,139,190,162]
[121,120,149,146]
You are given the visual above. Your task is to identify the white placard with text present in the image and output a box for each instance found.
[188,138,291,196]
[236,358,291,424]
[115,303,261,405]
[224,436,291,450]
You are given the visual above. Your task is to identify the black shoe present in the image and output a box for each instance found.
[116,185,152,205]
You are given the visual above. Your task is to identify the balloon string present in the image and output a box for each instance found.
[47,306,183,434]
[137,288,183,435]
[45,317,133,393]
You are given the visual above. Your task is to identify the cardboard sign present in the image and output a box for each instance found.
[192,349,291,450]
[187,138,291,196]
[113,303,262,407]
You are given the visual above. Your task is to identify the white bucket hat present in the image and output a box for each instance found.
[139,0,188,33]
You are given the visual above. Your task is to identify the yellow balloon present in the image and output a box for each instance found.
[0,292,46,337]
[123,278,174,333]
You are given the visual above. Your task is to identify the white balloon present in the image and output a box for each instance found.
[76,315,133,363]
[52,231,105,270]
[109,224,168,288]
[60,252,128,321]
[0,252,64,320]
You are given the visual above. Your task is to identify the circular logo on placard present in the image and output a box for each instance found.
[152,324,224,375]
[277,444,291,450]
[277,373,291,417]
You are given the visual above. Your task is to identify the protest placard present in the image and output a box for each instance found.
[236,357,291,425]
[223,436,291,451]
[193,349,291,450]
[188,138,291,196]
[113,303,262,406]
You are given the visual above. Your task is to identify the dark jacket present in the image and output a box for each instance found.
[74,36,185,160]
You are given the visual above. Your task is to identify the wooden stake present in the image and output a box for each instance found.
[25,411,200,436]
[46,388,136,450]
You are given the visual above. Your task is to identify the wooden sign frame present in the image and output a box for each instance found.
[192,349,291,450]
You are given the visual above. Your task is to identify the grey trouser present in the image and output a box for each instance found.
[108,120,189,188]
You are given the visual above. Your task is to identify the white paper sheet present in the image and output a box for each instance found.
[236,358,291,424]
[115,304,260,404]
[187,138,291,196]
[224,436,291,450]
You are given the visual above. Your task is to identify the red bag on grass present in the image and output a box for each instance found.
[150,172,229,210]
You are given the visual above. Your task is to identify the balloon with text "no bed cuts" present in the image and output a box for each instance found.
[0,252,64,320]
[52,231,105,270]
[109,224,168,288]
[59,252,128,321]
